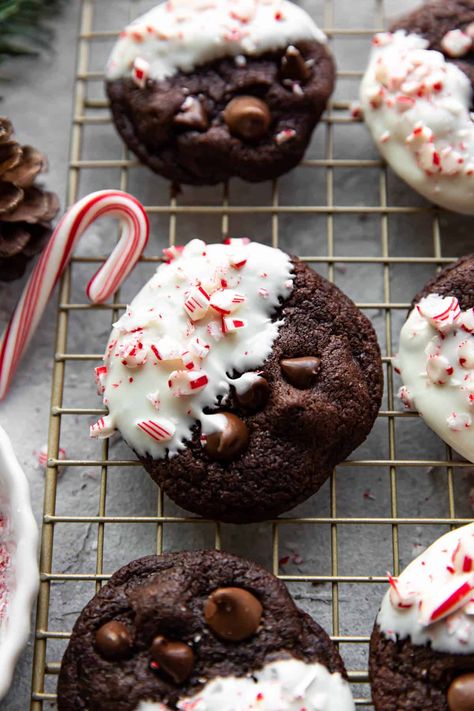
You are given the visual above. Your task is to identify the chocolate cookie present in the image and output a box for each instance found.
[360,1,474,214]
[105,0,335,185]
[57,550,355,710]
[90,238,383,523]
[369,524,474,711]
[397,255,474,463]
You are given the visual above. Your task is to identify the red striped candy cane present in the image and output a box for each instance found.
[0,190,149,400]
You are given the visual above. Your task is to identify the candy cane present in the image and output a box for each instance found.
[0,190,149,400]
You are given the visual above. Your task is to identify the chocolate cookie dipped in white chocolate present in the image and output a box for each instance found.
[360,30,474,214]
[378,523,474,654]
[90,239,293,458]
[397,293,474,463]
[136,658,355,711]
[106,0,327,84]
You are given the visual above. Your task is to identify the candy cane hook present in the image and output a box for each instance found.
[0,190,149,400]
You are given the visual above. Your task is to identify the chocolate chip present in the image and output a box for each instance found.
[234,376,270,411]
[280,356,321,389]
[204,587,262,641]
[95,621,132,660]
[223,96,271,140]
[280,45,311,83]
[204,413,249,462]
[150,635,195,683]
[173,96,208,131]
[448,674,474,711]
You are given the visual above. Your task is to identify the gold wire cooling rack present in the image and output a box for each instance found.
[28,0,474,708]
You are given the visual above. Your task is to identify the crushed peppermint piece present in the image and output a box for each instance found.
[132,57,150,88]
[440,29,472,58]
[275,128,296,145]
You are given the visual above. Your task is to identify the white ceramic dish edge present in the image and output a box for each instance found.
[0,425,39,700]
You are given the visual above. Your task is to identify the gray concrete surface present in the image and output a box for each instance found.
[0,1,473,708]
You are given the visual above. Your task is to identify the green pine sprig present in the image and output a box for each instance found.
[0,0,64,63]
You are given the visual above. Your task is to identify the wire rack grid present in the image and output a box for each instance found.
[28,0,474,708]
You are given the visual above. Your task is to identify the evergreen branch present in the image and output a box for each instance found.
[0,0,64,63]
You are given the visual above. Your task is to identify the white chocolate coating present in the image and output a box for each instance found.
[106,0,326,82]
[136,658,355,710]
[378,523,474,654]
[398,293,474,463]
[91,239,293,458]
[360,31,474,214]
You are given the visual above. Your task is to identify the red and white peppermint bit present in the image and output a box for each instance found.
[132,57,150,87]
[150,336,181,362]
[447,411,472,432]
[222,317,247,333]
[163,244,184,263]
[183,285,210,321]
[406,122,433,146]
[426,354,454,385]
[94,366,108,395]
[388,573,416,609]
[459,308,474,333]
[452,538,474,575]
[146,390,161,410]
[349,101,363,120]
[258,287,269,298]
[137,418,175,442]
[458,340,474,369]
[168,369,209,396]
[118,338,147,368]
[90,415,116,439]
[209,289,246,315]
[441,29,472,58]
[419,573,474,626]
[37,445,66,469]
[228,249,247,270]
[398,385,414,410]
[180,349,196,371]
[372,32,393,47]
[0,190,149,400]
[189,336,210,359]
[417,294,460,332]
[275,128,296,145]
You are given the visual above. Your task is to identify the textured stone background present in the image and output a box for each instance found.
[0,1,473,708]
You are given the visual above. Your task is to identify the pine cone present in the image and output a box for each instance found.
[0,117,59,282]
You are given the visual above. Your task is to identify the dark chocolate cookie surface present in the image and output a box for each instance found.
[106,41,334,185]
[370,624,474,711]
[57,550,347,711]
[142,258,383,523]
[413,253,474,311]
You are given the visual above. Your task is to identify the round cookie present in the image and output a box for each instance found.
[57,550,355,710]
[397,254,474,463]
[105,0,335,185]
[90,238,383,523]
[360,0,474,214]
[369,524,474,711]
